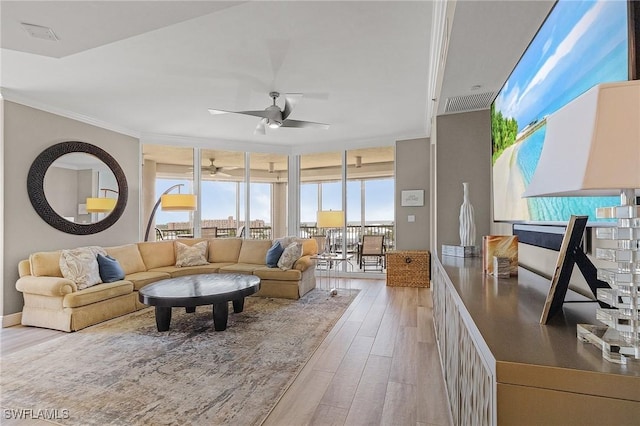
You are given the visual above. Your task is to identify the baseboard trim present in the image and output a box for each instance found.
[2,312,22,328]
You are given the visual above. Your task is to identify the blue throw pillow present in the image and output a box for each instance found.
[97,254,125,283]
[265,241,285,268]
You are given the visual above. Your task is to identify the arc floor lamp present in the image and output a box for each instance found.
[144,184,196,241]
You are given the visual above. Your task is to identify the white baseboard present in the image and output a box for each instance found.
[2,312,22,328]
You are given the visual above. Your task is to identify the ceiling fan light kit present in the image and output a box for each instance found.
[208,92,329,135]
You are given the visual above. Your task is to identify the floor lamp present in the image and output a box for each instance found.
[144,184,197,241]
[317,210,344,254]
[523,80,640,363]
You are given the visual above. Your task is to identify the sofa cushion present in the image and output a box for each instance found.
[275,237,317,257]
[125,271,171,291]
[175,241,209,267]
[300,238,318,256]
[97,254,126,283]
[293,255,314,272]
[150,264,220,278]
[209,238,243,263]
[138,241,175,270]
[29,250,63,277]
[59,246,106,289]
[63,281,133,308]
[253,266,301,281]
[105,244,146,274]
[278,242,302,270]
[265,241,285,268]
[219,263,263,274]
[238,239,273,265]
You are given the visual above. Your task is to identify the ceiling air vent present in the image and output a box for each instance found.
[21,23,58,41]
[444,92,494,114]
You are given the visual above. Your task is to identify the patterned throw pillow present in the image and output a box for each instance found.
[175,241,209,267]
[277,242,303,271]
[59,246,106,290]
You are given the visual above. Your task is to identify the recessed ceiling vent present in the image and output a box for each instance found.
[21,23,58,41]
[444,92,494,114]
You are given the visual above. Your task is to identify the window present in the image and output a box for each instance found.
[200,149,245,238]
[142,145,194,240]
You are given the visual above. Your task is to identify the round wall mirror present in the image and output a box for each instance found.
[28,141,128,235]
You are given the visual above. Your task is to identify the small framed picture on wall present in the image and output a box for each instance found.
[401,190,424,207]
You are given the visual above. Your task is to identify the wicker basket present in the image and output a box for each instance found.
[386,250,430,287]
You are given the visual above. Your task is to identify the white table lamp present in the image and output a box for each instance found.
[523,80,640,363]
[317,210,344,254]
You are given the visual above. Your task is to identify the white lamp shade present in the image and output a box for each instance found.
[317,210,344,228]
[523,80,640,198]
[86,197,117,213]
[161,193,197,211]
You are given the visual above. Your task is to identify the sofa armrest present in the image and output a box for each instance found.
[16,276,77,296]
[293,255,315,272]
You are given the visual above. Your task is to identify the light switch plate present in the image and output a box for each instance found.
[408,215,415,222]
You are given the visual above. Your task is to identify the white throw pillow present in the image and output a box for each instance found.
[175,241,209,267]
[277,242,303,270]
[59,246,106,290]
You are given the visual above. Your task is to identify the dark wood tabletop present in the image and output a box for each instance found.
[139,273,260,331]
[139,273,260,307]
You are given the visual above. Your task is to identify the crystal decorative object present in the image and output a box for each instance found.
[579,198,640,364]
[595,227,640,240]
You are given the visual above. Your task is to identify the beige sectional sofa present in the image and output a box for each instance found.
[16,237,318,332]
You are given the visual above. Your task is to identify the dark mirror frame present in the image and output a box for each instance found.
[28,141,128,235]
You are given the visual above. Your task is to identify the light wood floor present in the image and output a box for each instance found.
[1,278,452,426]
[263,278,452,426]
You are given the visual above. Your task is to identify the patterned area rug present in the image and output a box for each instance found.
[1,289,357,425]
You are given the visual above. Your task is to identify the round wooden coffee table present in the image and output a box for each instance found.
[138,273,260,331]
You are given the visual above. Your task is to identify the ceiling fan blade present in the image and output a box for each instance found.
[216,171,232,177]
[209,109,272,119]
[254,119,266,135]
[281,119,330,130]
[283,93,303,120]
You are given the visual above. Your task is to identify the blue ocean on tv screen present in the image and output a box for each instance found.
[491,0,629,222]
[516,126,619,222]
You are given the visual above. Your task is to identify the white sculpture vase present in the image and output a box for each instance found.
[459,182,476,247]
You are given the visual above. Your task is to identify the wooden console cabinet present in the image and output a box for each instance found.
[432,256,640,425]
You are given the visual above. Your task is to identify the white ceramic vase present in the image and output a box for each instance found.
[459,182,476,247]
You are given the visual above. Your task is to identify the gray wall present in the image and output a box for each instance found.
[43,167,80,220]
[2,101,140,316]
[395,138,430,250]
[435,110,491,257]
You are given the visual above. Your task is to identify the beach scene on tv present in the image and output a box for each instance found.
[491,0,628,222]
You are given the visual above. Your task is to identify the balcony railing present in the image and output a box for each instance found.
[157,224,393,250]
[300,224,395,253]
[157,226,272,240]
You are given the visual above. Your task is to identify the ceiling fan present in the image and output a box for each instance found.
[208,92,330,135]
[198,158,238,177]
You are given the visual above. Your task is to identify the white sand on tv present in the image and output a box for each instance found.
[493,142,530,221]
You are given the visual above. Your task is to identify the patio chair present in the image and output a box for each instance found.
[359,235,385,271]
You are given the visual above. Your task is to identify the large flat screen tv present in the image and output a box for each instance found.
[491,0,639,223]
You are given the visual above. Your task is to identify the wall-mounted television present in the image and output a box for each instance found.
[491,0,639,223]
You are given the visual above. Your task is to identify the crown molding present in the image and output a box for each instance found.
[139,133,293,155]
[2,88,425,154]
[0,88,140,138]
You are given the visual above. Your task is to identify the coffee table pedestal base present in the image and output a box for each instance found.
[155,307,172,332]
[154,298,247,332]
[212,302,229,331]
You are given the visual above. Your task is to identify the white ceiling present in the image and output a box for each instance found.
[0,1,554,150]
